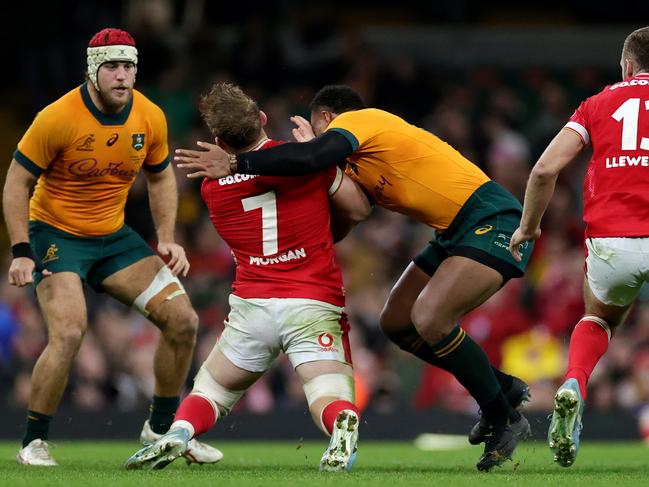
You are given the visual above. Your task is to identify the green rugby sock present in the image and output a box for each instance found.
[148,395,180,434]
[429,326,515,424]
[394,325,515,394]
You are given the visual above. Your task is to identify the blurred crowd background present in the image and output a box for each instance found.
[2,1,649,439]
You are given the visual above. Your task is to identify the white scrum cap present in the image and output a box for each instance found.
[87,28,138,90]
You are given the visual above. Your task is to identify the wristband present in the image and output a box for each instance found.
[11,242,33,259]
[11,242,44,272]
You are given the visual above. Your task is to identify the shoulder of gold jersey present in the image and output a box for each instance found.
[133,89,164,115]
[24,86,83,136]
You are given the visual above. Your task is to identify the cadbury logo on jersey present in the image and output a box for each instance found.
[68,158,138,179]
[219,174,259,185]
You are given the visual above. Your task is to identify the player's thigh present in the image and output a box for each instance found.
[202,345,264,391]
[35,272,88,339]
[100,254,165,304]
[280,299,352,369]
[380,261,436,334]
[217,294,282,374]
[585,237,644,314]
[448,210,532,281]
[89,225,158,299]
[413,255,503,332]
[28,220,99,288]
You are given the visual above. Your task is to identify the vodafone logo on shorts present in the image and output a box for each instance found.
[317,332,338,353]
[318,332,334,347]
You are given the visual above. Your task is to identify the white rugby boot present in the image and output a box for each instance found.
[548,378,584,468]
[320,409,359,472]
[126,427,190,470]
[17,439,58,466]
[139,420,223,465]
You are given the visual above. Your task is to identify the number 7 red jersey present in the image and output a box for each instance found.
[567,72,649,237]
[200,139,345,306]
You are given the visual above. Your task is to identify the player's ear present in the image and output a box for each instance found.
[259,110,268,127]
[624,57,635,79]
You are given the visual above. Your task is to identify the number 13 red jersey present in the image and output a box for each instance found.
[201,139,345,306]
[567,72,649,237]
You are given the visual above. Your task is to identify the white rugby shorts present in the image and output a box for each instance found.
[218,294,352,373]
[585,237,649,306]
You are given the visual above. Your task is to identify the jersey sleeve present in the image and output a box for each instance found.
[326,111,379,151]
[565,99,590,145]
[143,105,170,173]
[15,106,69,177]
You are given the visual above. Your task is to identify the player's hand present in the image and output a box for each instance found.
[290,116,315,142]
[509,227,541,262]
[8,257,51,287]
[175,140,230,179]
[157,242,190,277]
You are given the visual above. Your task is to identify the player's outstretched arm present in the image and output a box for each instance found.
[509,128,584,261]
[237,131,353,176]
[143,165,189,277]
[176,131,354,179]
[329,174,372,242]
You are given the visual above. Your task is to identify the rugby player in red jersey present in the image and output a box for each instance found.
[510,26,649,468]
[124,83,370,471]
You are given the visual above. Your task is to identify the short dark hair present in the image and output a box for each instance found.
[623,27,649,71]
[309,85,365,114]
[199,82,261,151]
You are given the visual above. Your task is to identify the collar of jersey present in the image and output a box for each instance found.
[80,82,133,126]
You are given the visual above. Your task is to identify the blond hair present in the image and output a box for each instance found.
[199,82,261,151]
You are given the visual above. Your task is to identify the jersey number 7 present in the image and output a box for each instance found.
[242,191,278,256]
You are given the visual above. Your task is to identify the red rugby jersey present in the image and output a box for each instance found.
[201,139,345,306]
[567,73,649,237]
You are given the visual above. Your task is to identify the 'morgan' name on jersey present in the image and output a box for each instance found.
[605,155,649,168]
[249,248,306,266]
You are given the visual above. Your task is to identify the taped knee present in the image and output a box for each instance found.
[192,366,246,416]
[303,373,355,407]
[132,266,186,317]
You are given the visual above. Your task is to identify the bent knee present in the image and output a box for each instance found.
[158,305,198,344]
[49,323,86,354]
[410,300,456,343]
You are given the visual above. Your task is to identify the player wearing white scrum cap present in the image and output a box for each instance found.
[4,27,221,467]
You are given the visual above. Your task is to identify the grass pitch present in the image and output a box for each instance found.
[1,440,647,486]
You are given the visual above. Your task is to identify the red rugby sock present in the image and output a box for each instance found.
[173,394,218,436]
[321,400,360,435]
[564,317,610,400]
